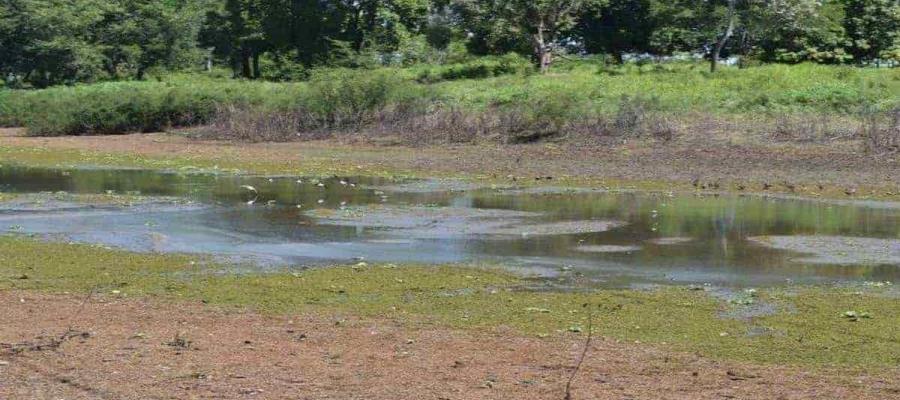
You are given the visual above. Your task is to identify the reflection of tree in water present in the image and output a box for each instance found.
[711,203,737,257]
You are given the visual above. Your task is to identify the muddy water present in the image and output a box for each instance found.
[1,165,898,287]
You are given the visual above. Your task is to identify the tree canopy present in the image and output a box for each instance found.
[1,0,897,86]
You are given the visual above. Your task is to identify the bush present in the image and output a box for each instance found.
[13,80,306,136]
[0,90,29,127]
[499,94,581,143]
[859,106,900,154]
[302,69,411,129]
[415,54,533,83]
[202,105,315,142]
[1,61,897,143]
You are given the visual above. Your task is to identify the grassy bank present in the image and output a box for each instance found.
[1,62,898,144]
[1,235,897,368]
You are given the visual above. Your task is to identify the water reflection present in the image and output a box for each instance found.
[1,165,898,287]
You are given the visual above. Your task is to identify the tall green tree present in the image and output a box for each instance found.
[454,0,605,72]
[1,0,208,86]
[578,0,655,63]
[100,0,209,79]
[843,0,900,64]
[200,0,267,78]
[749,0,849,64]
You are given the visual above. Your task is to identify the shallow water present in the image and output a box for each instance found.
[1,165,898,288]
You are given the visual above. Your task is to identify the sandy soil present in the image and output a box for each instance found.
[2,129,898,196]
[1,292,898,400]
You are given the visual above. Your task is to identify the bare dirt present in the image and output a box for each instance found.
[1,292,898,400]
[2,128,898,197]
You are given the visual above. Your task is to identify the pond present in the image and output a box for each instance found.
[1,165,898,288]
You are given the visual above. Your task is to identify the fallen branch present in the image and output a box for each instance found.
[1,287,96,355]
[564,303,594,400]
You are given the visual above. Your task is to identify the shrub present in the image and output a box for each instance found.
[612,95,660,136]
[203,105,318,142]
[499,94,580,143]
[0,90,29,127]
[415,54,532,83]
[13,80,305,136]
[859,106,900,154]
[302,69,410,129]
[1,61,897,143]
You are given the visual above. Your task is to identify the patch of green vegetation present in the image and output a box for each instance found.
[1,235,897,368]
[2,62,897,136]
[0,78,308,136]
[0,192,17,202]
[0,145,411,178]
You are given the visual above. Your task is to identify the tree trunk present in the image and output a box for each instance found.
[532,20,553,74]
[711,0,736,73]
[611,51,624,65]
[231,52,242,78]
[252,52,260,79]
[241,48,252,79]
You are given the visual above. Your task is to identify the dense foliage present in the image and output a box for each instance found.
[0,0,897,87]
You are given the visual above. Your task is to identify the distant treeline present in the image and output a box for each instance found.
[1,0,898,87]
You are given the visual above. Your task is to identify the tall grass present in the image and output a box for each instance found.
[0,61,897,139]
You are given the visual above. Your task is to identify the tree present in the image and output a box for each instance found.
[646,0,709,57]
[710,0,737,72]
[509,0,606,72]
[749,0,849,64]
[843,0,900,64]
[0,0,208,86]
[200,0,268,78]
[454,0,604,72]
[425,7,454,52]
[578,0,655,63]
[100,0,209,79]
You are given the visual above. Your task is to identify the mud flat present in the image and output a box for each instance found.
[646,237,694,245]
[574,245,642,253]
[364,178,498,193]
[305,205,625,239]
[748,235,900,265]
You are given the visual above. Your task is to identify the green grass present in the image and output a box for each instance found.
[0,144,418,178]
[437,62,900,114]
[1,61,897,136]
[1,235,897,368]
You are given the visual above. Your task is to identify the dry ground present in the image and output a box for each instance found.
[2,292,898,400]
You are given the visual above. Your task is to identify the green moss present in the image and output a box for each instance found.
[1,235,897,368]
[0,145,411,178]
[0,192,17,202]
